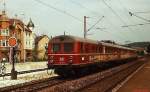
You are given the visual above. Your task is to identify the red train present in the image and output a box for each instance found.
[47,35,137,76]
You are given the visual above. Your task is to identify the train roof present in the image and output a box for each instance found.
[51,35,99,44]
[51,35,136,51]
[100,42,136,51]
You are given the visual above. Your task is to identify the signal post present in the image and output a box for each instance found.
[8,37,18,80]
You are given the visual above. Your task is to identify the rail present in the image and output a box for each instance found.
[0,57,146,92]
[0,68,48,77]
[0,76,62,92]
[38,57,146,92]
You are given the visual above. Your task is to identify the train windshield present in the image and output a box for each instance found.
[64,43,74,52]
[53,43,61,52]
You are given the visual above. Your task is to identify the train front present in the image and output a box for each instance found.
[47,35,79,75]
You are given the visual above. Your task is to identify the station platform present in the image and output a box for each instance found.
[117,57,150,92]
[2,61,47,73]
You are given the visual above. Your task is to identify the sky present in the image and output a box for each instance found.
[0,0,150,44]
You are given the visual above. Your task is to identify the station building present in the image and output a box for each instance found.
[0,11,35,62]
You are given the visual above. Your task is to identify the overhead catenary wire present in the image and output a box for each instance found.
[134,11,150,14]
[98,0,132,40]
[116,0,150,41]
[102,0,127,25]
[69,0,101,16]
[34,0,136,42]
[117,0,137,24]
[102,0,133,32]
[34,0,104,29]
[122,22,150,27]
[116,0,144,40]
[33,0,83,23]
[129,12,150,22]
[95,0,127,41]
[68,0,106,30]
[87,16,104,32]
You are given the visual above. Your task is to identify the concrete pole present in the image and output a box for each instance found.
[84,16,87,39]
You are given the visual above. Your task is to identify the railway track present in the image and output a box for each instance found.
[0,68,48,77]
[0,57,146,92]
[38,57,146,92]
[0,76,65,92]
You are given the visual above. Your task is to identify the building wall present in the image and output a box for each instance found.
[23,30,35,61]
[0,12,35,62]
[0,13,11,62]
[37,36,49,60]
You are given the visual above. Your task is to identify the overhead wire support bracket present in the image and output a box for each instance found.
[87,16,104,32]
[129,12,150,22]
[84,16,104,39]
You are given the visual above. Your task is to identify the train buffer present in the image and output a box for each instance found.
[116,57,150,92]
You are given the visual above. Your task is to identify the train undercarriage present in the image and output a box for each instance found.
[48,57,137,77]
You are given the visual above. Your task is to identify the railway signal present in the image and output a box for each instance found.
[8,37,18,80]
[8,37,17,47]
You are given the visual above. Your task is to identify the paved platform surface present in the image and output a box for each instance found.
[1,61,47,73]
[0,61,56,88]
[117,58,150,92]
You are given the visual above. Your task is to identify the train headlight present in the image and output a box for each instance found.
[81,57,85,61]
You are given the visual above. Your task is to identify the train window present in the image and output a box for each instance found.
[64,43,74,52]
[53,43,60,52]
[96,46,99,53]
[99,46,103,53]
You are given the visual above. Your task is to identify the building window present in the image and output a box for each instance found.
[6,29,9,35]
[26,32,27,36]
[2,40,5,46]
[0,40,8,47]
[0,28,9,36]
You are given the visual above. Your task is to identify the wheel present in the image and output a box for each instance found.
[54,69,68,77]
